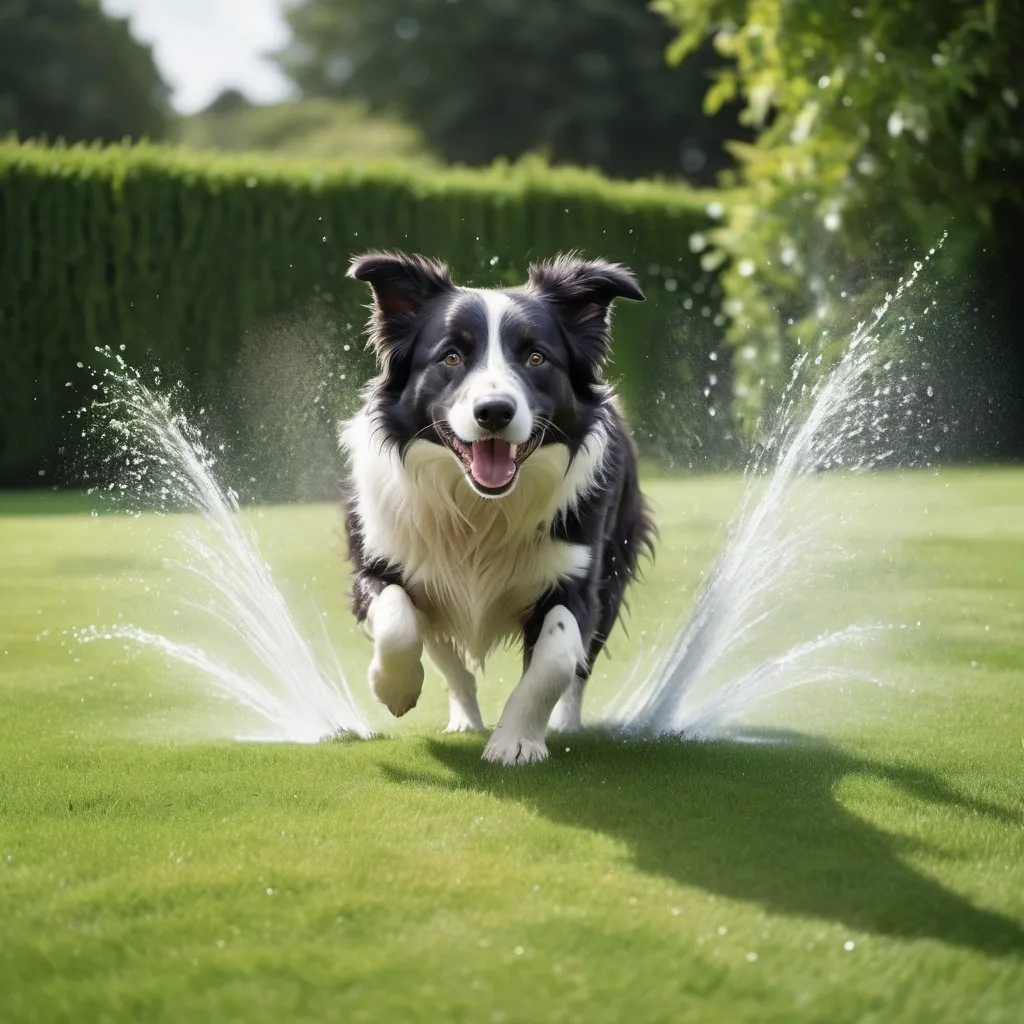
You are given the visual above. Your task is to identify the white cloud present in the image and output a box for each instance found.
[101,0,295,113]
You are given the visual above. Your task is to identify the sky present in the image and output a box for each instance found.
[100,0,295,114]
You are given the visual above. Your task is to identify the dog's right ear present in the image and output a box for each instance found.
[348,250,455,319]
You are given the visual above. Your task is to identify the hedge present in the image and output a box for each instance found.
[0,140,730,498]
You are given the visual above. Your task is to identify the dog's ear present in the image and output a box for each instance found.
[527,253,644,326]
[348,250,455,319]
[528,254,643,377]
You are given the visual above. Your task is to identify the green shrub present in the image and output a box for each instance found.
[655,0,1024,438]
[0,141,725,498]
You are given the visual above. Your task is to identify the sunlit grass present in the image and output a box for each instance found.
[1,468,1022,1022]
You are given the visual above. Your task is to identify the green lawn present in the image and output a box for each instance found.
[1,469,1022,1022]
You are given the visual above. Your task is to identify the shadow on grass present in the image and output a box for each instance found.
[383,731,1024,958]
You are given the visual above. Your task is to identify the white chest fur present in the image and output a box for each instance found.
[341,414,603,665]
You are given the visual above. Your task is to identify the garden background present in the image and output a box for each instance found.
[1,2,1022,1021]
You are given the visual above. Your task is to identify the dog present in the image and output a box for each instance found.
[339,250,655,765]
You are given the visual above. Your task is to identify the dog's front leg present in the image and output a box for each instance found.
[424,636,486,733]
[362,582,425,717]
[482,605,586,766]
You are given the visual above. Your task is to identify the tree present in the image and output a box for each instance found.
[275,0,748,182]
[0,0,170,143]
[655,0,1024,447]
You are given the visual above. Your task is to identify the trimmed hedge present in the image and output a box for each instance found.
[0,140,728,495]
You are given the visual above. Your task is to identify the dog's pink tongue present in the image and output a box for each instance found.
[470,439,516,489]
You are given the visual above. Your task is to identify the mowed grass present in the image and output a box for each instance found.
[1,469,1022,1022]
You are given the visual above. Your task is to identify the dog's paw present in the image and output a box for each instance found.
[368,584,423,716]
[443,717,486,734]
[444,699,486,734]
[547,704,582,734]
[369,655,424,718]
[482,729,548,766]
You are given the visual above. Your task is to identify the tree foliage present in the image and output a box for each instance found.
[655,0,1024,429]
[275,0,748,182]
[0,0,170,144]
[178,93,434,165]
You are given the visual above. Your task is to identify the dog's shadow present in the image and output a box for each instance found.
[381,730,1024,957]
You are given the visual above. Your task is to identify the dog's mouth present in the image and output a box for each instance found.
[437,424,542,495]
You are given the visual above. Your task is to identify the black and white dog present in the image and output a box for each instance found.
[340,250,654,765]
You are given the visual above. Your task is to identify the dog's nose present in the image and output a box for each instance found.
[473,396,516,432]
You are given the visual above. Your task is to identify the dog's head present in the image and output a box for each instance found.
[348,250,643,498]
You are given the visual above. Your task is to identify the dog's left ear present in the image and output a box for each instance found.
[348,250,454,319]
[527,253,644,326]
[528,254,643,375]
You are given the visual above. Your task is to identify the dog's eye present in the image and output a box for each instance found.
[527,352,546,367]
[441,351,462,367]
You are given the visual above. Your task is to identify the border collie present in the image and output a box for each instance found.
[340,250,654,765]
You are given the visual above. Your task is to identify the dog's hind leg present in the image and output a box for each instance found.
[548,675,584,733]
[483,605,585,766]
[365,584,425,718]
[425,636,486,733]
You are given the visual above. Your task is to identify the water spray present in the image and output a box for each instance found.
[75,351,372,742]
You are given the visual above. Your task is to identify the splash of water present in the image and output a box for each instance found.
[76,350,373,743]
[609,248,942,736]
